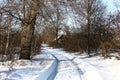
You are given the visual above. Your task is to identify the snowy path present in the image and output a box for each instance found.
[0,45,104,80]
[42,46,104,80]
[42,47,83,80]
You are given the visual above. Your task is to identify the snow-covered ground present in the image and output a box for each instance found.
[78,55,120,80]
[0,44,120,80]
[0,53,57,80]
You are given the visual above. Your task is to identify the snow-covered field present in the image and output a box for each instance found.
[79,55,120,80]
[0,44,120,80]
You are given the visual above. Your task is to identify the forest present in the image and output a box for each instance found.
[0,0,120,61]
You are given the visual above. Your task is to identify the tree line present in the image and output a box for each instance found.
[0,0,120,60]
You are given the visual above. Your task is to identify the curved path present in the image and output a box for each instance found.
[42,45,103,80]
[1,45,103,80]
[42,46,83,80]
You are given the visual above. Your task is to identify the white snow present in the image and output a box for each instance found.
[0,53,56,80]
[78,55,120,80]
[0,44,120,80]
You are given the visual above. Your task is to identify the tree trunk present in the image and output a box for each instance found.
[19,0,44,59]
[87,17,91,56]
[55,28,58,47]
[20,22,35,59]
[87,0,91,56]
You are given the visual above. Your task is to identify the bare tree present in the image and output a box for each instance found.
[68,0,106,55]
[0,0,44,59]
[42,0,66,47]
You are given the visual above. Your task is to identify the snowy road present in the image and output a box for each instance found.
[0,45,104,80]
[42,46,82,80]
[42,45,103,80]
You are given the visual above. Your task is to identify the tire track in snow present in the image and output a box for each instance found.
[52,54,85,80]
[47,54,59,80]
[61,53,104,80]
[42,46,103,80]
[40,48,59,80]
[45,50,82,80]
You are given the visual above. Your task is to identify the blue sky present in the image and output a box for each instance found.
[102,0,118,13]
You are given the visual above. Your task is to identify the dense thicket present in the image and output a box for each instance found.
[0,0,120,60]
